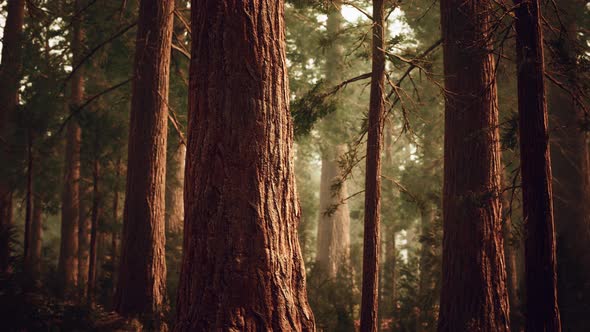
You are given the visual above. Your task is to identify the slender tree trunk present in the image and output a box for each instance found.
[58,0,84,297]
[79,185,91,299]
[29,200,43,281]
[87,158,100,305]
[167,144,185,235]
[111,158,121,294]
[316,145,351,278]
[547,2,590,329]
[502,189,521,331]
[174,1,315,330]
[360,0,385,330]
[24,131,34,267]
[514,1,561,330]
[0,0,25,274]
[437,1,510,330]
[114,1,173,326]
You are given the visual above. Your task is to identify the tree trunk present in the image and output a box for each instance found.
[437,0,510,330]
[513,1,561,330]
[316,145,351,278]
[0,0,25,275]
[29,200,43,281]
[114,0,173,326]
[502,189,521,331]
[87,159,100,304]
[58,0,84,297]
[547,2,590,330]
[79,185,91,299]
[360,0,385,330]
[174,1,315,330]
[167,144,185,235]
[23,131,34,269]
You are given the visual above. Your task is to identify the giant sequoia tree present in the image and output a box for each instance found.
[0,0,26,274]
[174,1,315,330]
[513,0,561,330]
[437,0,510,330]
[114,0,174,325]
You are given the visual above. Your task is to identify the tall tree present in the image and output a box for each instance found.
[437,0,510,330]
[174,1,315,330]
[0,0,26,274]
[514,0,561,330]
[360,0,386,330]
[57,0,84,297]
[114,0,174,326]
[167,144,185,235]
[547,1,590,329]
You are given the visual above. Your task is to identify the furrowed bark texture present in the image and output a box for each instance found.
[167,144,185,235]
[58,0,84,297]
[175,1,315,331]
[317,145,351,278]
[360,0,385,330]
[438,0,510,330]
[514,1,561,331]
[114,0,173,322]
[0,0,25,274]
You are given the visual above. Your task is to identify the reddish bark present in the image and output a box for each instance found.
[114,0,173,325]
[513,1,561,330]
[438,0,510,330]
[174,1,315,330]
[360,0,385,330]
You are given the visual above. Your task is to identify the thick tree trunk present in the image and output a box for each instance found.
[58,0,84,297]
[437,1,510,330]
[316,145,351,278]
[114,0,173,326]
[0,0,25,274]
[174,1,315,330]
[513,1,561,331]
[547,2,590,330]
[87,159,100,304]
[167,144,185,235]
[360,0,385,330]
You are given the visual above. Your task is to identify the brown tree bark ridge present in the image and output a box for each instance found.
[438,0,510,330]
[174,1,315,331]
[514,0,561,330]
[114,0,174,326]
[360,0,386,330]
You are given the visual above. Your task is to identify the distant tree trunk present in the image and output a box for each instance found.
[316,0,351,280]
[79,185,91,299]
[58,0,84,297]
[87,158,101,304]
[502,189,521,331]
[167,144,185,235]
[174,1,315,330]
[0,0,25,275]
[23,131,34,268]
[547,2,590,329]
[29,201,43,280]
[514,1,561,330]
[437,0,510,330]
[360,0,385,330]
[114,0,173,326]
[316,145,351,278]
[111,158,121,294]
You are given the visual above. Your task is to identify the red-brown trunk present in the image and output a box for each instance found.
[514,1,561,330]
[438,1,510,330]
[114,0,173,325]
[174,1,315,330]
[360,0,385,330]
